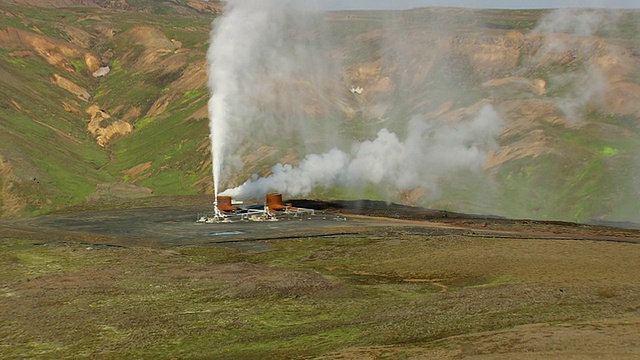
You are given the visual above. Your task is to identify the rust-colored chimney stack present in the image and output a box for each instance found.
[266,193,287,211]
[216,196,237,212]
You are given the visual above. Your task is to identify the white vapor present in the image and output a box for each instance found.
[531,8,619,121]
[207,0,341,197]
[221,105,502,199]
[208,1,504,202]
[534,8,621,36]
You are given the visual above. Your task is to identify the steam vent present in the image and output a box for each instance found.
[216,196,237,212]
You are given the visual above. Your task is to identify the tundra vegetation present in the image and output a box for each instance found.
[0,1,639,358]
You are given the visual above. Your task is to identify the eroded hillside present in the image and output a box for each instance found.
[0,0,217,217]
[321,9,640,223]
[0,1,639,223]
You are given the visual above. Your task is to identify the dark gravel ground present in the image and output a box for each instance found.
[2,197,639,248]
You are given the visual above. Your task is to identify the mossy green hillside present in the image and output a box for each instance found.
[491,117,640,222]
[0,4,214,216]
[0,45,112,216]
[106,101,210,194]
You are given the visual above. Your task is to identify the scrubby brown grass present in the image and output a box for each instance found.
[1,226,639,359]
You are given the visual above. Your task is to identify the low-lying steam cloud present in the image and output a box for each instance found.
[209,1,505,203]
[205,0,640,223]
[531,8,620,121]
[534,8,621,36]
[221,105,501,199]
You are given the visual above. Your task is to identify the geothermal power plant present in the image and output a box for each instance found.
[197,193,320,223]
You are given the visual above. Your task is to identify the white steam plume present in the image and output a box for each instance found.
[207,0,340,197]
[222,105,502,199]
[209,2,503,205]
[534,8,621,37]
[531,9,620,121]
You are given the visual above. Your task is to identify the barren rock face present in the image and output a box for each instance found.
[0,26,103,76]
[84,52,101,72]
[186,0,223,14]
[52,74,91,101]
[453,33,525,76]
[85,104,133,147]
[0,28,77,72]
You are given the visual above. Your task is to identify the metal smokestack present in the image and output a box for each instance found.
[266,193,287,211]
[216,196,237,212]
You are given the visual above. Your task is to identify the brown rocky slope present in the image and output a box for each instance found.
[0,2,639,224]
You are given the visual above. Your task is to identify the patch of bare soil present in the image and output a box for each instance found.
[167,262,348,299]
[186,0,223,14]
[0,26,96,74]
[451,315,640,359]
[85,183,153,203]
[85,104,134,146]
[312,315,640,359]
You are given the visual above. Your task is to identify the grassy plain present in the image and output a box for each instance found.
[1,200,639,359]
